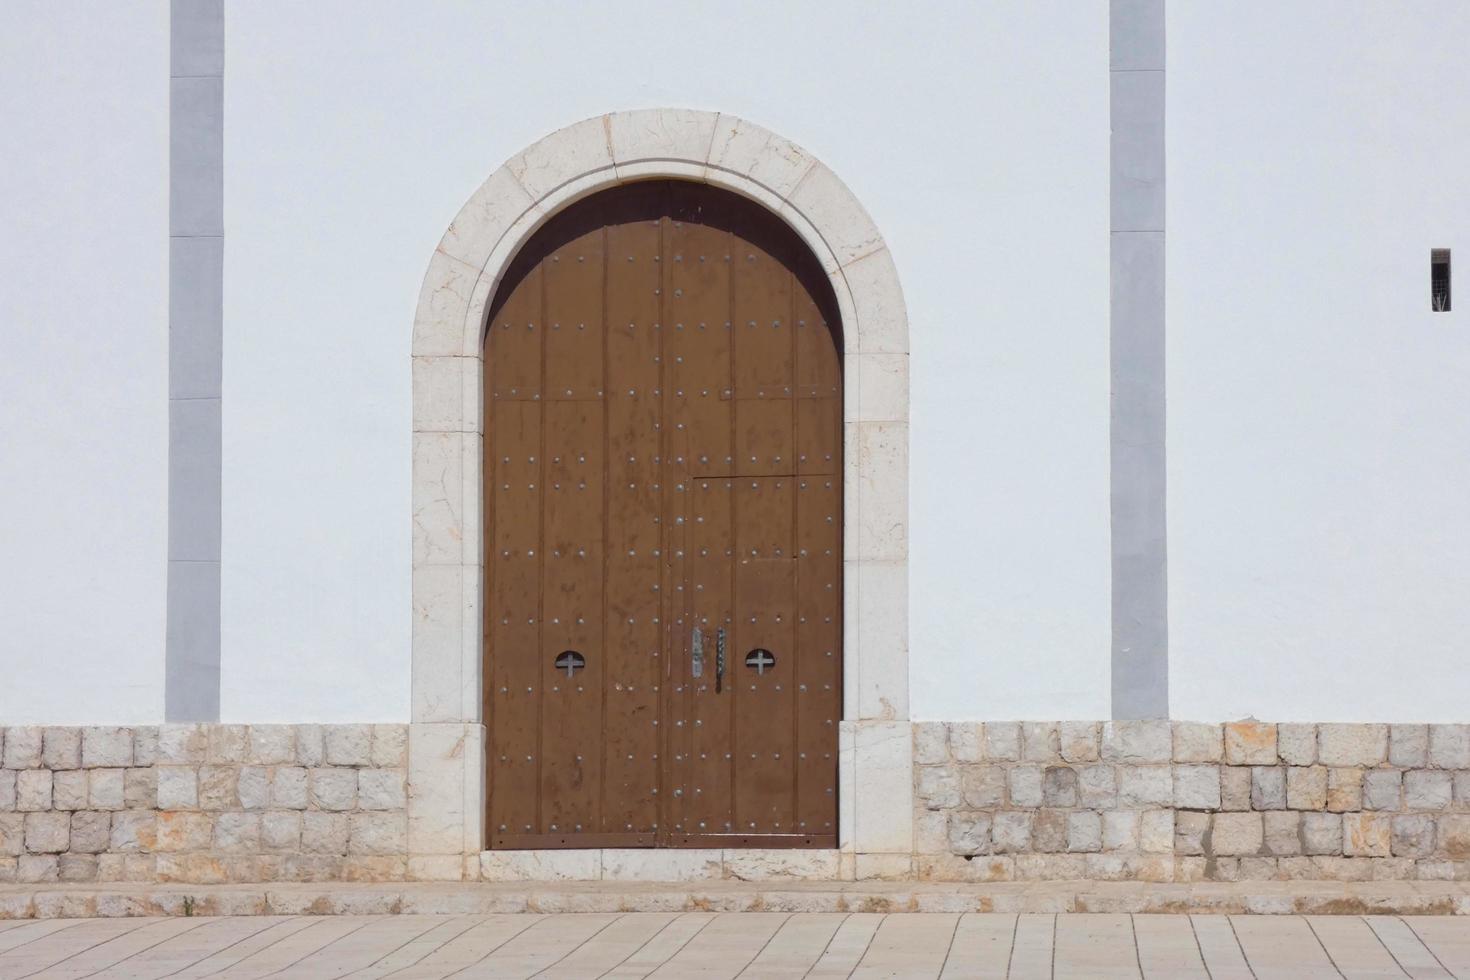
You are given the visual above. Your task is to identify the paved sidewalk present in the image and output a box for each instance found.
[1,912,1469,978]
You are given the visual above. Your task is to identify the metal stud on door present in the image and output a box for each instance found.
[485,182,842,849]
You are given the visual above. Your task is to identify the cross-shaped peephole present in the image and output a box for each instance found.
[554,650,586,678]
[745,648,775,675]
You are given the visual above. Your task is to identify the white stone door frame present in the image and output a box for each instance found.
[407,109,911,879]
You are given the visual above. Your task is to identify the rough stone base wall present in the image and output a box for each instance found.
[0,724,407,884]
[914,720,1470,882]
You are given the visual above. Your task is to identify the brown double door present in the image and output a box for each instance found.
[485,181,841,849]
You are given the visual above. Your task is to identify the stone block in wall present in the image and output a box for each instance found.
[58,852,97,883]
[90,769,126,810]
[1220,767,1251,811]
[0,814,21,856]
[4,727,42,769]
[991,812,1031,853]
[1102,811,1138,852]
[1391,725,1429,768]
[326,725,374,767]
[982,723,1020,762]
[1264,812,1301,856]
[295,725,325,766]
[110,810,156,852]
[82,727,134,768]
[1102,721,1171,764]
[158,725,207,764]
[310,768,358,811]
[1173,765,1220,809]
[248,726,296,765]
[16,770,51,811]
[1224,721,1277,766]
[1021,723,1060,763]
[198,767,238,810]
[359,770,407,811]
[155,811,213,852]
[52,770,88,811]
[1251,767,1285,810]
[1302,812,1343,855]
[1362,769,1403,810]
[1008,766,1044,808]
[1211,812,1263,856]
[237,767,271,809]
[1455,773,1470,808]
[1318,724,1388,768]
[1327,768,1363,812]
[947,811,990,855]
[69,812,111,853]
[948,723,982,763]
[1430,725,1470,770]
[156,767,198,809]
[1172,722,1222,763]
[302,811,349,855]
[42,728,80,769]
[913,723,948,765]
[1077,765,1117,808]
[349,812,407,855]
[214,812,261,853]
[1042,767,1077,807]
[1287,766,1328,810]
[125,768,156,809]
[1392,815,1435,858]
[261,811,302,851]
[24,812,69,853]
[1033,810,1067,852]
[1058,722,1099,762]
[1277,725,1317,766]
[133,728,159,767]
[1066,811,1101,853]
[1140,810,1173,853]
[1343,813,1392,857]
[1175,811,1208,855]
[371,725,409,768]
[207,726,249,764]
[272,767,309,809]
[19,854,57,883]
[0,771,14,810]
[1117,766,1171,807]
[913,809,947,853]
[915,767,960,810]
[962,767,1005,808]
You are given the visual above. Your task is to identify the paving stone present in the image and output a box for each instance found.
[962,766,1006,808]
[1406,769,1453,810]
[1042,766,1077,806]
[1318,723,1388,767]
[69,811,111,853]
[991,811,1032,852]
[16,769,51,811]
[1117,766,1172,806]
[947,811,990,854]
[358,769,406,810]
[51,769,89,811]
[1008,765,1044,808]
[207,725,249,764]
[248,725,297,765]
[24,811,70,852]
[1302,811,1343,855]
[1363,768,1403,810]
[82,727,134,768]
[1212,812,1264,856]
[1392,814,1435,858]
[916,766,960,810]
[1021,723,1060,762]
[1276,724,1317,766]
[371,725,409,768]
[948,722,983,763]
[1066,810,1101,852]
[326,725,374,766]
[89,768,126,810]
[237,766,271,810]
[42,727,81,769]
[1224,721,1277,765]
[156,767,198,809]
[1264,811,1301,855]
[1344,813,1392,857]
[1077,765,1117,808]
[1431,725,1470,769]
[349,812,406,854]
[1102,721,1172,763]
[1139,809,1173,853]
[1172,722,1222,763]
[1287,766,1328,810]
[1058,722,1099,762]
[1391,724,1430,767]
[1173,764,1221,809]
[982,722,1020,762]
[1175,810,1208,855]
[1033,809,1067,852]
[1102,810,1138,851]
[913,723,949,764]
[1220,766,1252,811]
[1327,768,1363,812]
[3,727,42,769]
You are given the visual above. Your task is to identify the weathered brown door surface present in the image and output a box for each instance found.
[485,181,842,849]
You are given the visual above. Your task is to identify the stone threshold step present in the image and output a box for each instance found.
[3,880,1470,919]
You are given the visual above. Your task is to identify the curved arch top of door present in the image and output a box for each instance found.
[408,110,911,863]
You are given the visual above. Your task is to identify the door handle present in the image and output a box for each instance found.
[715,627,726,693]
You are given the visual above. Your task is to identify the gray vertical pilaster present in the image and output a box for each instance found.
[1110,0,1168,718]
[167,0,224,721]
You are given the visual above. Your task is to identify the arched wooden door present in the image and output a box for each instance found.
[485,181,841,849]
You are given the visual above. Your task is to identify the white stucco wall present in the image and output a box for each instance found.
[1169,2,1470,721]
[0,1,169,723]
[219,0,1113,722]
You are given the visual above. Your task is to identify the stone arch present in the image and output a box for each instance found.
[406,110,911,876]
